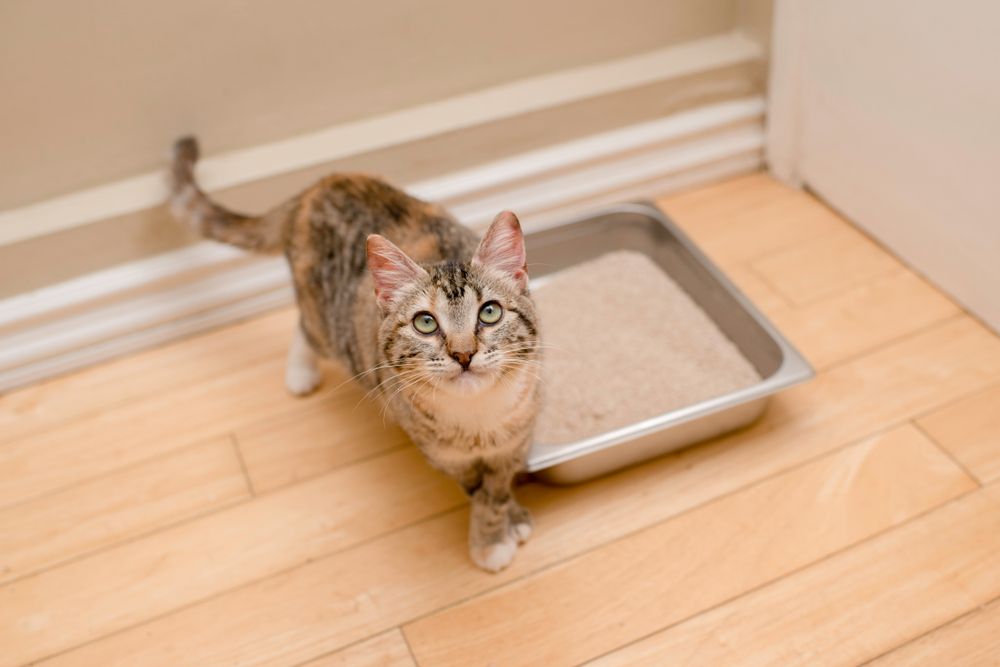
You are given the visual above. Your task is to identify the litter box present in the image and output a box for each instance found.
[523,202,814,484]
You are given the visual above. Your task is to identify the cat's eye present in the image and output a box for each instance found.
[478,301,503,325]
[412,312,439,334]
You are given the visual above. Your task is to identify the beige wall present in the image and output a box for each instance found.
[0,61,762,297]
[0,0,739,211]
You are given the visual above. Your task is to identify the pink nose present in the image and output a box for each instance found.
[451,350,474,370]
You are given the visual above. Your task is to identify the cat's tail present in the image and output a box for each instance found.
[169,136,292,253]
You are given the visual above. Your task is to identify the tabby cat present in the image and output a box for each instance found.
[169,137,541,572]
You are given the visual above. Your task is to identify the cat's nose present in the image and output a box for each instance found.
[450,350,475,371]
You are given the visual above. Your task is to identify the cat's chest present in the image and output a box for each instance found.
[432,387,520,431]
[403,373,537,457]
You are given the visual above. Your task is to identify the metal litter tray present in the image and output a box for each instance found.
[523,202,814,483]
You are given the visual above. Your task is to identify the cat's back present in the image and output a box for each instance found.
[289,173,477,269]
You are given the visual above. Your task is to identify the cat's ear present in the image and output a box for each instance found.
[473,210,527,289]
[366,234,428,308]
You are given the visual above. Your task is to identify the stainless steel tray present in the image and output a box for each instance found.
[523,202,814,484]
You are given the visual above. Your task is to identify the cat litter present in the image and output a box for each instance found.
[533,250,762,446]
[521,203,812,483]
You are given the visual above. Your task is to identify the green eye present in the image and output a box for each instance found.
[413,312,439,334]
[478,301,503,325]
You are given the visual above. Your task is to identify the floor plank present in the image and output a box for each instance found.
[6,173,1000,667]
[0,437,248,586]
[300,630,417,667]
[918,383,1000,484]
[588,483,1000,667]
[402,425,974,666]
[867,596,1000,667]
[715,264,791,314]
[767,270,960,369]
[663,177,845,266]
[34,314,1000,667]
[235,377,412,494]
[750,223,903,305]
[0,308,295,445]
[235,315,1000,502]
[0,448,463,667]
[0,354,298,508]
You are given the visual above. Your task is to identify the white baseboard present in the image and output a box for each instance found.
[0,98,765,391]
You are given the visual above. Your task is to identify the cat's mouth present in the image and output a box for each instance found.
[443,365,495,392]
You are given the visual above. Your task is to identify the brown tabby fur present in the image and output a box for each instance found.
[169,137,541,571]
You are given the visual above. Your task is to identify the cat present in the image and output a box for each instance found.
[169,137,541,572]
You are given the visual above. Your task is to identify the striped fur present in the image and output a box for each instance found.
[170,137,541,572]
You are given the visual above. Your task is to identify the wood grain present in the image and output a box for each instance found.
[588,483,1000,667]
[402,425,975,666]
[300,630,416,667]
[0,353,305,508]
[34,313,999,667]
[235,376,412,493]
[3,173,999,667]
[768,270,960,368]
[0,447,463,667]
[918,382,1000,484]
[867,596,1000,667]
[751,222,903,304]
[0,308,295,445]
[232,314,1000,507]
[0,437,248,585]
[716,263,790,314]
[665,186,845,265]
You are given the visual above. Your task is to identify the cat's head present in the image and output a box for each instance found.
[366,211,540,396]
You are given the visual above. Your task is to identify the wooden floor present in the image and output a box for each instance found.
[3,173,1000,667]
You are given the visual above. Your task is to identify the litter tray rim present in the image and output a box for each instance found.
[523,200,815,475]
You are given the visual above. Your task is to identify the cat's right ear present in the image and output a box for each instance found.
[366,234,427,308]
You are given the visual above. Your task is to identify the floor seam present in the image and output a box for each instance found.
[0,433,246,514]
[742,261,799,309]
[0,442,419,592]
[401,626,422,667]
[856,593,1000,666]
[229,433,256,497]
[911,421,983,486]
[781,266,905,310]
[0,495,254,589]
[24,504,468,666]
[25,418,915,664]
[818,312,967,372]
[397,418,937,633]
[29,409,985,665]
[0,349,289,451]
[579,484,985,666]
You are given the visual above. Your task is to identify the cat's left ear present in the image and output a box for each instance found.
[473,210,527,290]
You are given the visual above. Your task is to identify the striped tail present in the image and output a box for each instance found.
[169,136,292,253]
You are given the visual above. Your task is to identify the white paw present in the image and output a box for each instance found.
[470,537,517,573]
[285,363,321,396]
[510,520,533,544]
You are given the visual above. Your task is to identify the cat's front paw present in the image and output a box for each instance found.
[285,362,322,396]
[470,535,517,573]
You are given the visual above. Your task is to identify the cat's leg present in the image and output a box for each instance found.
[507,498,533,544]
[285,324,322,396]
[467,460,521,572]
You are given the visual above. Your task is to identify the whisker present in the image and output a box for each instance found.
[329,358,418,395]
[353,367,424,411]
[380,374,431,424]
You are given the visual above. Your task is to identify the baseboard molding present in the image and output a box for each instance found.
[0,33,760,247]
[0,98,765,391]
